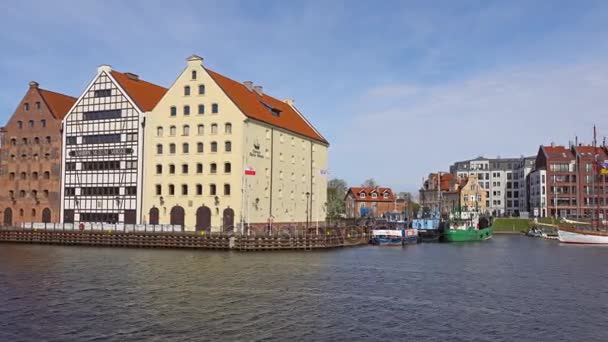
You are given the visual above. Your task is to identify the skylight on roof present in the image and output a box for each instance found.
[261,101,281,117]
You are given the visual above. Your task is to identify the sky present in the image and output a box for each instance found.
[1,0,608,194]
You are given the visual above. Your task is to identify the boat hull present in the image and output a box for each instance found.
[418,229,442,242]
[558,228,608,245]
[371,237,403,246]
[443,226,493,242]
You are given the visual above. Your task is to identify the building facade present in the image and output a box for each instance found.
[457,175,487,212]
[529,169,547,217]
[142,55,328,232]
[0,82,75,225]
[344,187,406,218]
[419,172,454,214]
[60,66,166,224]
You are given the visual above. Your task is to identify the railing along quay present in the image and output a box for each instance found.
[0,226,369,251]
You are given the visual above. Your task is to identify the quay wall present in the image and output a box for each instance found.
[0,227,369,251]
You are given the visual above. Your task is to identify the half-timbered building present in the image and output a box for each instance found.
[60,65,166,224]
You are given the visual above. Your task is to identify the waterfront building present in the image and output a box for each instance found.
[533,143,608,218]
[60,66,167,224]
[142,55,328,232]
[344,187,406,218]
[419,172,454,214]
[512,157,536,214]
[450,156,532,216]
[456,175,487,212]
[0,82,75,225]
[529,169,547,217]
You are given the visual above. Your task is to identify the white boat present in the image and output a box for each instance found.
[557,227,608,245]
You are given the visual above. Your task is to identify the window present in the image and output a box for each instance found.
[210,184,217,195]
[225,123,232,134]
[80,187,120,196]
[197,142,204,153]
[19,209,24,217]
[196,184,203,195]
[169,164,176,174]
[182,184,188,195]
[84,109,121,120]
[168,184,175,195]
[157,127,163,136]
[34,137,39,144]
[156,144,163,154]
[184,86,191,96]
[210,163,217,174]
[170,106,177,116]
[360,192,366,198]
[182,143,189,153]
[20,190,26,198]
[183,125,190,136]
[169,143,176,154]
[156,164,162,174]
[20,172,26,180]
[225,141,232,152]
[17,120,25,129]
[197,163,203,173]
[35,102,41,110]
[182,164,189,174]
[192,70,197,80]
[82,161,121,170]
[210,141,218,152]
[22,138,28,145]
[24,103,29,111]
[28,120,34,128]
[155,184,162,195]
[126,133,137,142]
[66,137,77,145]
[197,124,204,135]
[224,184,231,196]
[184,105,190,115]
[211,124,218,134]
[9,190,14,198]
[83,134,121,144]
[224,162,231,173]
[212,103,218,113]
[198,84,205,95]
[170,125,176,136]
[10,139,16,145]
[43,171,50,179]
[45,136,51,144]
[43,190,49,198]
[198,104,205,115]
[32,172,38,179]
[94,89,112,97]
[125,187,137,196]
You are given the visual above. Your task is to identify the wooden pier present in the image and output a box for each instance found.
[0,227,369,251]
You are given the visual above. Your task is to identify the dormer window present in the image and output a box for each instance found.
[371,193,377,199]
[261,102,281,117]
[359,192,366,199]
[383,192,389,199]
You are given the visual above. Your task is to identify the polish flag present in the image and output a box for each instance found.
[244,167,256,176]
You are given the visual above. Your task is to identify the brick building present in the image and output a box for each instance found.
[344,187,406,218]
[0,82,75,225]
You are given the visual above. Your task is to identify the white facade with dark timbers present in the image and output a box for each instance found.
[60,65,166,224]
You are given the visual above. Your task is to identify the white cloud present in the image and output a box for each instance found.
[331,60,608,193]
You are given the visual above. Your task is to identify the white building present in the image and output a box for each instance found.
[60,66,167,224]
[529,169,547,217]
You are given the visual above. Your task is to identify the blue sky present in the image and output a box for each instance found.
[1,1,608,193]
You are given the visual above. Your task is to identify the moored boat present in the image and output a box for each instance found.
[371,229,403,246]
[557,223,608,245]
[442,212,493,242]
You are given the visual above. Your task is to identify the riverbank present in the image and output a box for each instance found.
[0,228,369,251]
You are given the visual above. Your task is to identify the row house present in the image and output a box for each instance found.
[0,82,75,225]
[344,187,406,218]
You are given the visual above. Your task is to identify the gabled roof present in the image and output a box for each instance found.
[110,71,167,112]
[38,89,76,120]
[346,187,395,202]
[541,145,575,161]
[206,69,327,144]
[573,145,608,160]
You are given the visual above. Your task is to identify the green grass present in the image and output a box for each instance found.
[493,218,533,232]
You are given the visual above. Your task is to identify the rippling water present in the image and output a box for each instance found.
[1,235,607,341]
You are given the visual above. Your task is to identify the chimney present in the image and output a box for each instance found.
[253,85,263,96]
[124,72,139,81]
[29,81,39,89]
[550,142,555,147]
[243,81,253,91]
[97,64,112,74]
[187,54,203,66]
[284,98,295,106]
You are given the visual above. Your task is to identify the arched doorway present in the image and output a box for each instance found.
[149,207,159,225]
[195,206,211,232]
[42,208,51,223]
[3,208,12,226]
[170,206,185,227]
[223,207,235,233]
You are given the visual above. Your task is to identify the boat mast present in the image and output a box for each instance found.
[593,125,601,228]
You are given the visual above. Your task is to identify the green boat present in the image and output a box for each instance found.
[442,211,493,242]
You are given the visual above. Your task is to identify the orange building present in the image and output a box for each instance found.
[344,187,406,218]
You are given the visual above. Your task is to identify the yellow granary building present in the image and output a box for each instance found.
[142,55,329,233]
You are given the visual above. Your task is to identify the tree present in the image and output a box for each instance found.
[361,178,378,188]
[397,192,413,202]
[327,178,348,221]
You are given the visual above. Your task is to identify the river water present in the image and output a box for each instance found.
[1,235,607,341]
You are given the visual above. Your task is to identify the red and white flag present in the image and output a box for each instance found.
[244,167,256,176]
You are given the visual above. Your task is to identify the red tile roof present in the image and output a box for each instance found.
[38,89,76,120]
[110,71,167,112]
[346,187,395,202]
[206,69,327,144]
[573,145,608,160]
[541,146,575,161]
